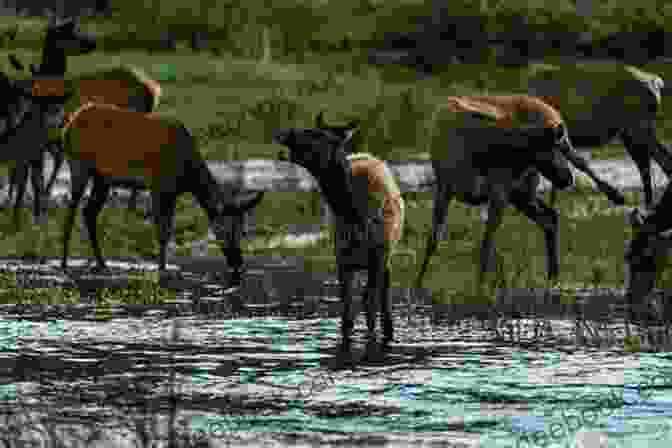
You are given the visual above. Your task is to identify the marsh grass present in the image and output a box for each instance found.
[0,271,80,304]
[97,274,177,305]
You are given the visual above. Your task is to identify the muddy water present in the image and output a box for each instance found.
[0,256,671,447]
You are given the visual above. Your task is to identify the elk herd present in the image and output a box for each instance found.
[1,16,671,349]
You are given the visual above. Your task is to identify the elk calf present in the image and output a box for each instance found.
[274,112,405,349]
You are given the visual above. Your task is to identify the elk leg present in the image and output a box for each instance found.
[7,167,15,201]
[7,164,19,204]
[415,169,454,289]
[62,166,91,270]
[381,267,393,345]
[29,154,45,225]
[211,216,246,288]
[338,264,355,350]
[365,246,386,338]
[636,183,672,235]
[128,187,139,213]
[152,191,177,272]
[83,176,111,273]
[563,149,625,206]
[509,188,560,281]
[45,142,64,195]
[479,200,504,288]
[621,126,656,209]
[10,162,28,229]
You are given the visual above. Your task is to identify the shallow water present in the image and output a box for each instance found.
[0,257,671,448]
[1,155,670,447]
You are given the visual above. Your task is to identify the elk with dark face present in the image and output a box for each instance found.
[275,112,405,350]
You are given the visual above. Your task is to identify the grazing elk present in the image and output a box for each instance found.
[5,16,96,226]
[528,63,672,209]
[274,112,405,349]
[5,96,263,286]
[415,95,576,291]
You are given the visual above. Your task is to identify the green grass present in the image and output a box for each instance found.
[3,47,669,163]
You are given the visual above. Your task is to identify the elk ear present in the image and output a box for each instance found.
[316,111,326,128]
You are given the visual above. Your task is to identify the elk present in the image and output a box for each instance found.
[0,72,70,222]
[415,95,576,292]
[5,16,96,226]
[8,16,154,227]
[3,95,263,287]
[274,112,405,349]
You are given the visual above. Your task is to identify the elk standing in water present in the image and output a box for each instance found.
[275,112,405,349]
